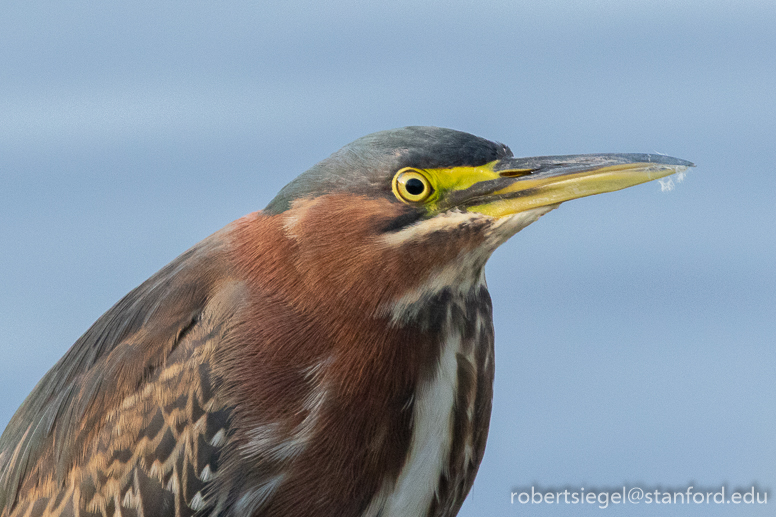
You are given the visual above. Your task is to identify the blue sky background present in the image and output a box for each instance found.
[1,1,774,515]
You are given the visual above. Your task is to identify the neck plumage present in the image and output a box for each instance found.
[219,203,496,516]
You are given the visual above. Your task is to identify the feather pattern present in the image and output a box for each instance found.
[0,228,240,517]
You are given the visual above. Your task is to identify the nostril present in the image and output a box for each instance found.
[498,169,534,178]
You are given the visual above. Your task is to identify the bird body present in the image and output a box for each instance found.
[0,127,692,517]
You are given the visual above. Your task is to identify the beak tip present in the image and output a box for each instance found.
[630,154,694,169]
[655,155,696,169]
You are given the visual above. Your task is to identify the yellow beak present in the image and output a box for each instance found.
[442,153,693,218]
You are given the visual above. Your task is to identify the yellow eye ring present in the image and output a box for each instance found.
[392,168,433,203]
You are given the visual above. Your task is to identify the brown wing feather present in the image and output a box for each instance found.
[0,232,241,517]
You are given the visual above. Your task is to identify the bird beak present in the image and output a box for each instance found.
[443,154,694,218]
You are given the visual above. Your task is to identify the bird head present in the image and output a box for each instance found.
[254,126,691,325]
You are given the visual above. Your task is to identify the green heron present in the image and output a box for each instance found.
[0,127,691,517]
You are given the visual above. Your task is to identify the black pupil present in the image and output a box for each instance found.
[405,178,425,196]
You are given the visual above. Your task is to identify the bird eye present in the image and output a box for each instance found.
[393,169,433,203]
